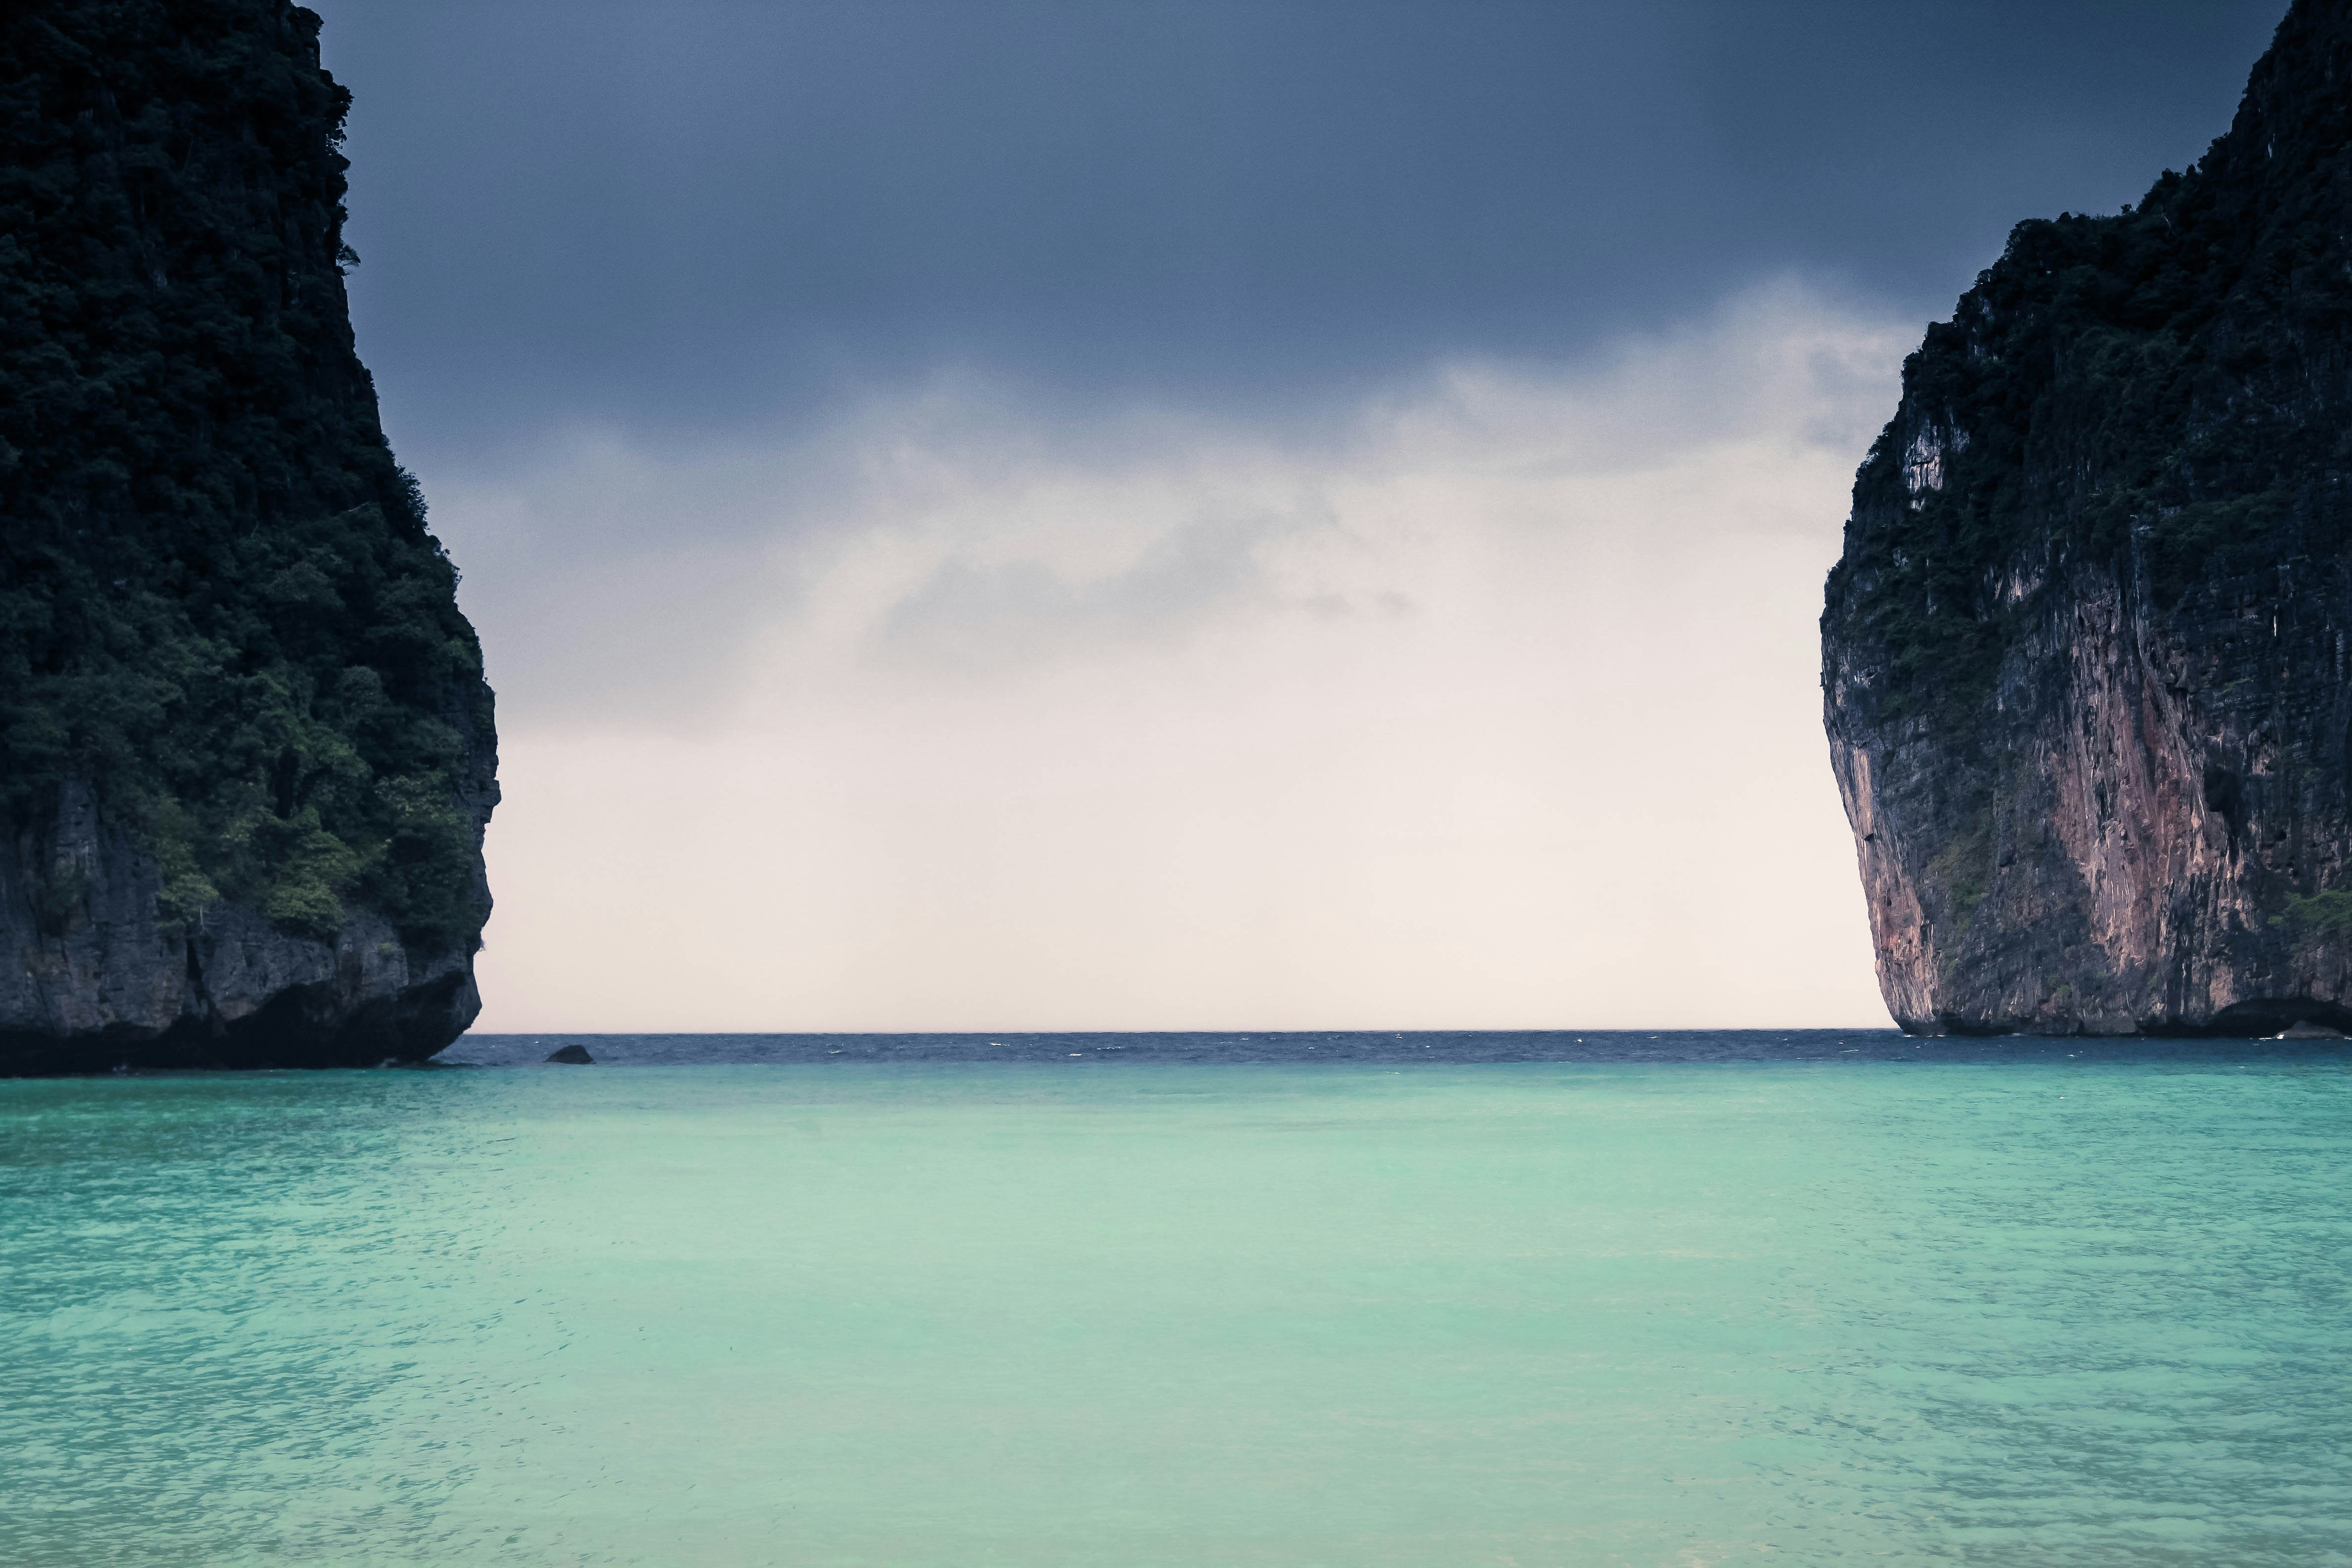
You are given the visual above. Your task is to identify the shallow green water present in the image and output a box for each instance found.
[3,1060,2348,1566]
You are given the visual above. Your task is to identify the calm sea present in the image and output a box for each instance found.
[4,1031,2348,1566]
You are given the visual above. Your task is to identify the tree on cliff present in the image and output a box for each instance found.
[0,2,495,1068]
[0,0,494,950]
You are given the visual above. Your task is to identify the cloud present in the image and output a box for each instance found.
[437,279,1898,712]
[874,508,1295,675]
[430,281,1913,1031]
[326,0,2278,454]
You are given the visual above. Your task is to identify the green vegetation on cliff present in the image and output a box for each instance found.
[0,1,493,948]
[1824,0,2352,726]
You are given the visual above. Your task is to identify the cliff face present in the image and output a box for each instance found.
[0,3,495,1072]
[1823,0,2352,1035]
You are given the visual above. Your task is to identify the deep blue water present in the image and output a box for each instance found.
[443,1027,2350,1067]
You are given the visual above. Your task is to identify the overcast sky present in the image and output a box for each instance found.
[309,0,2284,1032]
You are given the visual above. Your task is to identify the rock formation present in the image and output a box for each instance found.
[0,3,495,1072]
[1823,0,2352,1035]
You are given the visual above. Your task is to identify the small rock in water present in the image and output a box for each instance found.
[2276,1020,2346,1040]
[544,1043,595,1065]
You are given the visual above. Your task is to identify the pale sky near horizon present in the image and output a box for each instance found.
[309,0,2285,1030]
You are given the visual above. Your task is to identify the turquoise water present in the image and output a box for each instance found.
[4,1055,2349,1566]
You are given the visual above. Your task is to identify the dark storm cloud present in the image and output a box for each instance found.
[311,0,2282,457]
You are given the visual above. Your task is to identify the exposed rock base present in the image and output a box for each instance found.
[1,784,479,1074]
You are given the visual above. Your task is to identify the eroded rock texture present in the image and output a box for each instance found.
[1823,0,2352,1036]
[0,782,485,1073]
[0,3,495,1072]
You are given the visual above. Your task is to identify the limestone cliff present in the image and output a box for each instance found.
[0,3,495,1071]
[1823,0,2352,1035]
